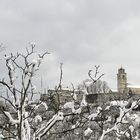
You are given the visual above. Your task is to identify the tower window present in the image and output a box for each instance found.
[122,75,125,79]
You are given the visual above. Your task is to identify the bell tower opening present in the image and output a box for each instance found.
[117,67,127,93]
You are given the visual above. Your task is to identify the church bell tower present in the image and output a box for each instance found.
[117,67,127,93]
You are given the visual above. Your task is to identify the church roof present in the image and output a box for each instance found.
[127,85,140,88]
[119,66,124,70]
[118,67,125,73]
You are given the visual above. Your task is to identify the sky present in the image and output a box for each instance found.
[0,0,140,90]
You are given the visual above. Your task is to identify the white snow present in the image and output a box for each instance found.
[131,101,138,109]
[63,101,75,112]
[129,125,134,132]
[4,55,11,60]
[36,112,64,139]
[125,132,130,138]
[74,108,81,114]
[4,112,19,125]
[130,114,140,128]
[0,133,4,139]
[105,106,110,110]
[35,115,42,123]
[81,94,87,107]
[63,101,82,114]
[35,102,48,111]
[110,100,128,107]
[73,92,77,100]
[84,127,93,136]
[32,59,38,65]
[88,106,102,120]
[106,116,112,122]
[41,102,48,110]
[24,111,31,140]
[88,113,97,121]
[127,84,140,88]
[55,112,64,121]
[82,89,89,95]
[72,125,76,129]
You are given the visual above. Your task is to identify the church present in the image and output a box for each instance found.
[86,67,140,103]
[117,67,140,94]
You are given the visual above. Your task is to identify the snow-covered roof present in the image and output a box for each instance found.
[48,87,73,91]
[127,85,140,88]
[111,89,118,92]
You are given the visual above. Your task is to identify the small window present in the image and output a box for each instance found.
[122,75,125,79]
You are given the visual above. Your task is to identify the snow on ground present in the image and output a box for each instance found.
[84,127,93,136]
[35,115,42,123]
[110,100,128,107]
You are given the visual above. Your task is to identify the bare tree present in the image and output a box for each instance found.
[0,46,64,140]
[78,66,110,94]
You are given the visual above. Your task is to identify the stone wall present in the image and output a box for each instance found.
[86,92,140,104]
[41,90,140,106]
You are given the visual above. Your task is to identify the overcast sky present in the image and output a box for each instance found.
[1,0,140,90]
